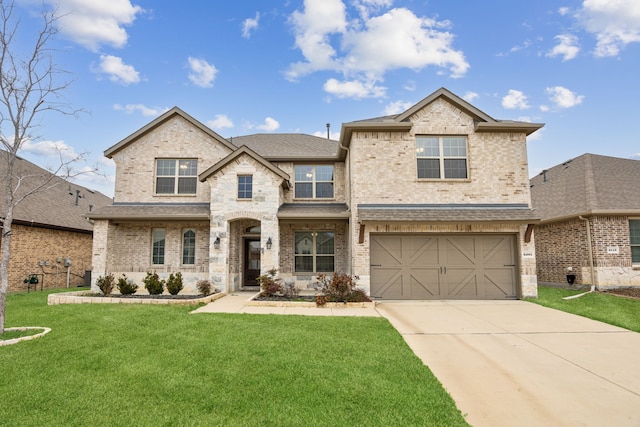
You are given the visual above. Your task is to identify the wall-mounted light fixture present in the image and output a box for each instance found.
[214,237,221,250]
[266,237,272,250]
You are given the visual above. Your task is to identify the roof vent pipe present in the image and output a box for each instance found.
[326,123,330,139]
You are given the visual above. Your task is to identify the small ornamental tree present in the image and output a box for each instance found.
[166,272,183,295]
[143,271,165,295]
[116,274,138,295]
[95,274,115,296]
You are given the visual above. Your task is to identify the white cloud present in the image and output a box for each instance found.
[559,7,571,16]
[462,91,479,102]
[546,86,585,108]
[547,34,580,61]
[382,100,413,115]
[257,117,280,132]
[242,12,260,38]
[96,55,140,84]
[539,105,550,112]
[20,139,80,161]
[45,0,144,51]
[113,104,168,116]
[323,78,386,99]
[502,90,530,110]
[577,0,640,57]
[287,1,469,99]
[207,114,234,130]
[187,57,218,88]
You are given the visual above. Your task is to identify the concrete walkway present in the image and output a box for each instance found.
[376,300,640,427]
[193,293,640,426]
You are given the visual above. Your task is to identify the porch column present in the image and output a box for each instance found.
[261,214,279,275]
[210,215,229,293]
[90,219,110,292]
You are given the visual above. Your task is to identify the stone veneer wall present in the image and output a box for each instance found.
[5,224,93,292]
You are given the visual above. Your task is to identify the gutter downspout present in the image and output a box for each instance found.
[563,215,596,300]
[339,140,353,276]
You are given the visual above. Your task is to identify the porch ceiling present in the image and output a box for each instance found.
[277,203,350,219]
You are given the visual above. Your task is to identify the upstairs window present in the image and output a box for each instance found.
[416,136,468,179]
[294,165,334,199]
[156,159,197,194]
[238,175,253,199]
[630,220,640,264]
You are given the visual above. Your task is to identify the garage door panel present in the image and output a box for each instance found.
[371,234,518,300]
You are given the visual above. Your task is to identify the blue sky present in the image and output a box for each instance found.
[8,0,640,197]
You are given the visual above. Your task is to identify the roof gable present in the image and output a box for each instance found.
[104,107,236,158]
[198,145,289,183]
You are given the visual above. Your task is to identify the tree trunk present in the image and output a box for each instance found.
[0,200,14,334]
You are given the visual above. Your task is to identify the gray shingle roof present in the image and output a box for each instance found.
[0,150,112,232]
[530,153,640,221]
[229,134,339,159]
[358,204,539,222]
[87,203,210,221]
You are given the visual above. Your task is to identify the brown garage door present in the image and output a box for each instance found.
[370,234,517,300]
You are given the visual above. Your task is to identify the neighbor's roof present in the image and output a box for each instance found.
[530,153,640,222]
[229,134,339,160]
[86,203,210,221]
[358,204,539,223]
[0,150,112,232]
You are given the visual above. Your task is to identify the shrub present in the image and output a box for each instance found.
[315,273,371,304]
[166,272,184,295]
[96,274,115,296]
[257,268,283,297]
[196,279,212,296]
[143,271,165,295]
[117,274,138,295]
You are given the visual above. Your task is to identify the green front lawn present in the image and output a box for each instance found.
[527,286,640,333]
[0,290,468,426]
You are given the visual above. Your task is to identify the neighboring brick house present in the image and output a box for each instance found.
[88,87,543,299]
[531,153,640,289]
[0,151,112,291]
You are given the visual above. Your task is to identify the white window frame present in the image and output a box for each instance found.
[293,165,334,199]
[152,228,166,265]
[182,229,196,265]
[155,159,198,195]
[416,136,468,180]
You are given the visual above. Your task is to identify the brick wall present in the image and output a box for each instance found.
[534,219,589,284]
[4,224,93,292]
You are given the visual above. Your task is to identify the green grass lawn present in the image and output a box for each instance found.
[0,290,468,427]
[527,286,640,333]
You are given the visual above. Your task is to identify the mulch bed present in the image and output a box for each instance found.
[91,293,216,300]
[600,288,640,299]
[253,295,316,302]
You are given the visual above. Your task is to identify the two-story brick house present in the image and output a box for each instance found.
[88,87,543,299]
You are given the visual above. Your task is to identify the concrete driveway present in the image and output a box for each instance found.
[376,300,640,427]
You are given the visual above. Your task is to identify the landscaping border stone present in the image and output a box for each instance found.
[47,291,225,306]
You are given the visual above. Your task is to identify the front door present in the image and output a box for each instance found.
[244,238,261,287]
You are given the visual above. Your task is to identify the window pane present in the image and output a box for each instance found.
[443,137,467,156]
[443,159,467,179]
[417,159,440,179]
[238,176,253,199]
[183,230,195,265]
[315,165,334,181]
[295,232,314,255]
[416,137,439,157]
[295,182,313,198]
[295,256,313,272]
[630,220,640,245]
[152,229,165,265]
[178,159,197,176]
[156,159,175,176]
[177,177,197,194]
[316,256,334,272]
[316,232,334,255]
[632,247,640,263]
[294,165,313,182]
[156,177,175,194]
[315,182,334,198]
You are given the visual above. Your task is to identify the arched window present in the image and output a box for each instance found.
[182,229,196,265]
